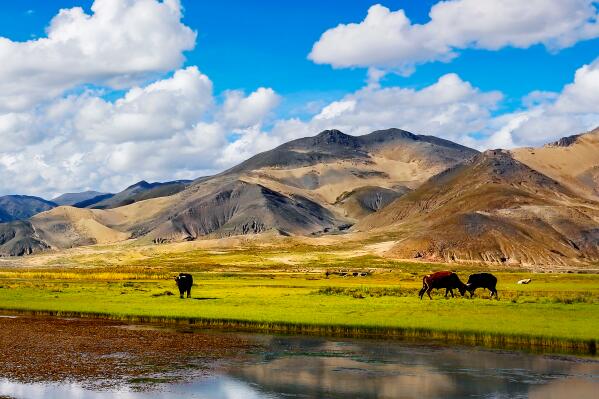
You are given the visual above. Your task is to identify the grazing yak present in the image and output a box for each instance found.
[466,273,498,299]
[419,271,467,300]
[174,273,193,299]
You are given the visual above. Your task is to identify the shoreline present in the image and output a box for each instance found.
[2,308,596,357]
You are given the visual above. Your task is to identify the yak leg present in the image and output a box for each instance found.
[427,287,433,300]
[187,288,192,298]
[419,285,427,300]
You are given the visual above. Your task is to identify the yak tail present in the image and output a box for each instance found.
[418,276,428,299]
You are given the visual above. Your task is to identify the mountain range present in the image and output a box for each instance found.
[0,195,56,223]
[1,127,598,266]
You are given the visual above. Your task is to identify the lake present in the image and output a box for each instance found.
[1,327,597,399]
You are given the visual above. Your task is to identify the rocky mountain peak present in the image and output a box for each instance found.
[312,129,360,147]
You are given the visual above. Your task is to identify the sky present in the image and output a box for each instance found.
[0,0,598,198]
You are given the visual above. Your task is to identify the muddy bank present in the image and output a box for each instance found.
[0,316,252,387]
[2,308,596,356]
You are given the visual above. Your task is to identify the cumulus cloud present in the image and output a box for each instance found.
[484,57,599,147]
[2,0,599,199]
[554,58,599,113]
[271,73,502,146]
[0,66,281,198]
[0,0,196,112]
[76,67,214,142]
[0,0,282,197]
[220,87,281,128]
[309,1,599,75]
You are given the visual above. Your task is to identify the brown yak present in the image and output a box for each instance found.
[419,271,467,300]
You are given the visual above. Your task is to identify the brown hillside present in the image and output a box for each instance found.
[356,150,599,266]
[511,127,599,201]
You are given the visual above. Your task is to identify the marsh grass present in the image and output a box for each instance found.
[0,242,597,355]
[316,286,418,298]
[316,286,598,304]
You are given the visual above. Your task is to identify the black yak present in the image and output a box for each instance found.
[466,273,498,298]
[174,273,193,298]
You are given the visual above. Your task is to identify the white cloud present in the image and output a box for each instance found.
[314,100,356,120]
[554,58,599,113]
[1,0,598,200]
[275,73,502,145]
[220,87,281,128]
[77,66,214,142]
[309,1,599,75]
[0,0,196,112]
[0,0,287,198]
[484,57,599,147]
[2,55,598,197]
[0,65,281,198]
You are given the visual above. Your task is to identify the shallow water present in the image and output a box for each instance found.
[1,331,598,399]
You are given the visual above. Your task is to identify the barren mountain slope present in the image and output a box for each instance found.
[144,179,344,242]
[51,191,108,206]
[511,127,599,201]
[29,207,130,249]
[0,128,479,254]
[87,180,192,209]
[137,129,478,241]
[0,220,50,256]
[356,150,599,266]
[334,185,412,219]
[233,129,478,205]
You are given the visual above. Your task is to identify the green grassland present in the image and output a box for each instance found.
[0,242,598,354]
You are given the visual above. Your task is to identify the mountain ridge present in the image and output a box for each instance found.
[1,127,598,267]
[356,149,599,265]
[0,195,57,223]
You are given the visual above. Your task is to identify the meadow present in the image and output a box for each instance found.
[0,239,597,355]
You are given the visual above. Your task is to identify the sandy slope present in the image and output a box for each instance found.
[5,127,599,266]
[31,206,129,248]
[356,150,599,266]
[511,127,599,200]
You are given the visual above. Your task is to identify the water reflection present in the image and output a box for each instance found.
[233,356,455,398]
[0,377,274,399]
[1,334,598,399]
[230,337,599,399]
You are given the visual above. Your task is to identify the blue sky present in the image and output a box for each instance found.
[3,1,597,113]
[0,0,598,197]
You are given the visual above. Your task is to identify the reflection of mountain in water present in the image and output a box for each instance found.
[233,356,454,398]
[228,337,599,399]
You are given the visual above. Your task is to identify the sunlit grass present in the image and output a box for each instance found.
[0,241,597,354]
[0,270,597,354]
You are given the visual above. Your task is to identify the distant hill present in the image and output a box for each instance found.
[0,128,478,254]
[51,191,109,206]
[87,180,192,209]
[2,126,598,267]
[0,220,50,256]
[511,127,599,201]
[0,195,56,223]
[72,193,115,208]
[356,149,599,265]
[334,185,411,219]
[138,128,478,241]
